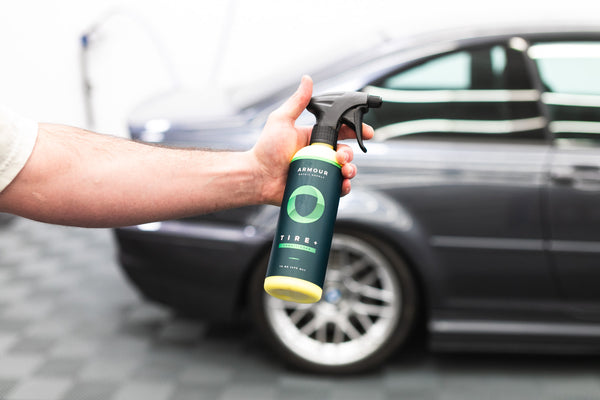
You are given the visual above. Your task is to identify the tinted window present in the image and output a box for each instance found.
[530,42,600,142]
[383,51,471,90]
[364,45,545,142]
[532,43,600,95]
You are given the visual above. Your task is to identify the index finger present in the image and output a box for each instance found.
[338,123,375,141]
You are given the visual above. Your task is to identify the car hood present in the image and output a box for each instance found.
[127,82,321,151]
[129,88,248,127]
[127,87,265,150]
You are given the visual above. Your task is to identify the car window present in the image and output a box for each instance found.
[383,51,471,90]
[529,42,600,144]
[363,44,545,142]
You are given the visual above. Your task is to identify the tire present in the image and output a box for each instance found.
[249,229,418,374]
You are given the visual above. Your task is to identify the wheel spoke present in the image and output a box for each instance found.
[316,323,327,342]
[354,313,374,332]
[339,317,362,340]
[356,269,378,286]
[342,255,369,276]
[325,268,343,282]
[300,315,324,336]
[353,303,394,319]
[333,323,345,343]
[357,284,394,303]
[335,248,351,269]
[345,269,378,294]
[288,307,312,325]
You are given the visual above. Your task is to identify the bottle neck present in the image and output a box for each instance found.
[309,125,337,149]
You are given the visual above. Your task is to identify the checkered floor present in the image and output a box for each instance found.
[1,217,600,400]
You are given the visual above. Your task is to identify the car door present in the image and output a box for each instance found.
[362,39,557,316]
[533,40,600,314]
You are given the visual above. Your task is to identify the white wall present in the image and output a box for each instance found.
[1,0,598,137]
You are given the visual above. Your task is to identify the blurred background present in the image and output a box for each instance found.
[1,0,598,134]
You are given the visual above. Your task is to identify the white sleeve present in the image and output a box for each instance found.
[0,106,38,193]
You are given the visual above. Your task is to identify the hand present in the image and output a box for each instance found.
[250,75,374,206]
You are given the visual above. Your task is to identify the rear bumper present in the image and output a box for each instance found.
[114,221,271,321]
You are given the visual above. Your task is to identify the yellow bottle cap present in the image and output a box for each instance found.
[264,276,322,303]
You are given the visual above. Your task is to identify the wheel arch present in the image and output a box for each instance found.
[334,188,441,324]
[333,219,430,332]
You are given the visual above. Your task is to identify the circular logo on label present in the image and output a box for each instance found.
[287,185,325,224]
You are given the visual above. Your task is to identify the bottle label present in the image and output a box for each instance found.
[266,157,342,288]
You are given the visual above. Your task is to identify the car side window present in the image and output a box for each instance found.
[363,45,545,142]
[383,51,471,90]
[529,41,600,145]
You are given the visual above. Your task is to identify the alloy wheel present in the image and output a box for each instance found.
[262,233,404,368]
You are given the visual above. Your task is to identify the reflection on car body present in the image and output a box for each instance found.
[115,26,600,373]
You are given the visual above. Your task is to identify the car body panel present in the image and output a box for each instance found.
[116,219,272,320]
[352,139,555,308]
[547,145,600,311]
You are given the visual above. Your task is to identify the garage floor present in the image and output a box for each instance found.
[1,217,600,400]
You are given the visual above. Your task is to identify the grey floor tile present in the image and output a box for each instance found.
[8,336,55,354]
[6,378,72,400]
[168,386,222,400]
[110,382,174,400]
[178,364,235,386]
[0,379,18,400]
[0,332,18,354]
[219,385,277,400]
[50,337,99,358]
[35,358,87,378]
[79,358,140,382]
[61,381,119,400]
[0,355,43,379]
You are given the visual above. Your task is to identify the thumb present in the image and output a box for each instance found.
[275,75,313,121]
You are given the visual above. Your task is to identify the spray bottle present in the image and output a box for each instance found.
[264,92,383,303]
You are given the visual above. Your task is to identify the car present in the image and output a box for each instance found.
[115,25,600,373]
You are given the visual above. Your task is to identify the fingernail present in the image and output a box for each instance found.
[298,75,308,89]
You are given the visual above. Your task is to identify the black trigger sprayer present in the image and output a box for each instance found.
[264,91,383,303]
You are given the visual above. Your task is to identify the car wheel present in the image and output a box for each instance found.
[249,230,417,374]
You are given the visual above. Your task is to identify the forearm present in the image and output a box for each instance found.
[0,123,263,227]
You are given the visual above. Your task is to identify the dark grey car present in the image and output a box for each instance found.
[115,26,600,373]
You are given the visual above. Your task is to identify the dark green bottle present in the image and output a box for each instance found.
[264,92,382,303]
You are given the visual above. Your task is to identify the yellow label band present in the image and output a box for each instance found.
[291,155,341,168]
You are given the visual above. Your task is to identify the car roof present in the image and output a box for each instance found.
[244,24,600,110]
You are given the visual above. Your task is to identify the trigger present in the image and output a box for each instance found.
[342,108,367,153]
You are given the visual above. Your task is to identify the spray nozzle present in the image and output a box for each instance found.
[307,92,382,153]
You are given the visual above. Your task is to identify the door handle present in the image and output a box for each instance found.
[550,165,600,186]
[549,168,575,185]
[573,164,600,173]
[573,164,600,184]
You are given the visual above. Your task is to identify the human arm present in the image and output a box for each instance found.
[0,76,373,228]
[0,123,267,227]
